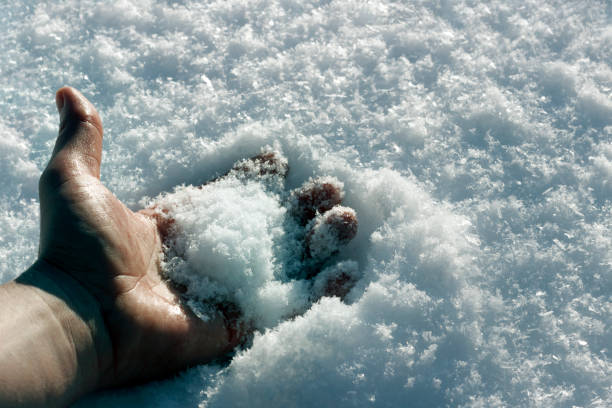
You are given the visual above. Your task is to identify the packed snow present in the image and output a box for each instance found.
[0,0,610,407]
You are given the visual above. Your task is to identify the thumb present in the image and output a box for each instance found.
[49,87,104,180]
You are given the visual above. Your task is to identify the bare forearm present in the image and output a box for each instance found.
[0,262,111,407]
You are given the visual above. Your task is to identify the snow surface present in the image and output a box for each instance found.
[0,0,610,406]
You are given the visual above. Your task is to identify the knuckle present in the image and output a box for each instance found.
[60,111,102,135]
[39,167,60,193]
[39,161,70,193]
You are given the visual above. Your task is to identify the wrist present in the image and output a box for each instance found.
[13,260,113,404]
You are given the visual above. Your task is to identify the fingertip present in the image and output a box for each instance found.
[49,87,104,178]
[311,261,361,300]
[55,88,65,114]
[291,176,345,225]
[231,151,289,180]
[56,86,103,134]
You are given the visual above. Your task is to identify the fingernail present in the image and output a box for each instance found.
[55,91,65,115]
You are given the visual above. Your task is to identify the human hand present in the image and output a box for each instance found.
[34,87,235,389]
[0,86,358,408]
[153,151,360,332]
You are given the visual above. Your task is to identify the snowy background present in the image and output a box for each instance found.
[1,0,611,406]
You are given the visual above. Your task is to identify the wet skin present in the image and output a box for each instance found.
[0,87,358,407]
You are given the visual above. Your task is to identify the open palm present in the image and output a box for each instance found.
[37,87,233,387]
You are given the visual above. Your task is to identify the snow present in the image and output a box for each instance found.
[0,0,610,407]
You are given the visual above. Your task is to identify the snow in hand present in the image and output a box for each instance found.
[0,0,610,406]
[151,151,359,330]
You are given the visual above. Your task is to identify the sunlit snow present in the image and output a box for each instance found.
[0,1,610,407]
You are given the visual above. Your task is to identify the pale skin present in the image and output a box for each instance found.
[0,87,358,407]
